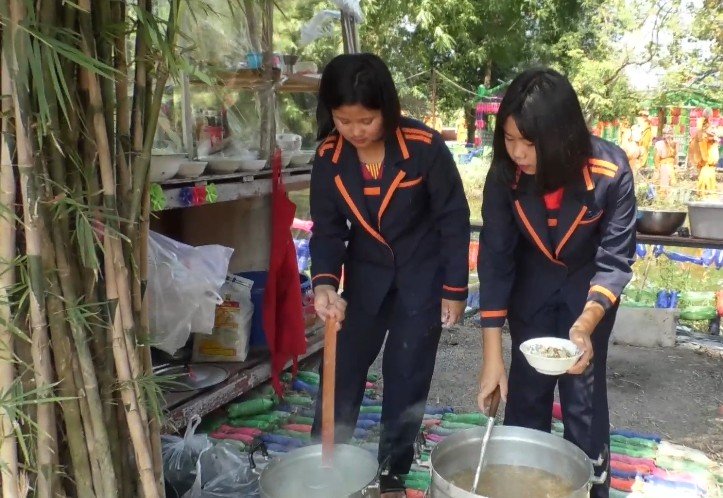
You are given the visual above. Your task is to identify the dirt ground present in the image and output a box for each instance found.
[370,320,723,462]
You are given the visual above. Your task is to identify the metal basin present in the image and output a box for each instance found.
[688,201,723,240]
[636,209,687,236]
[259,444,380,498]
[430,426,603,498]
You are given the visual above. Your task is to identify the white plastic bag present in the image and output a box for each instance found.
[148,231,233,355]
[332,0,364,22]
[182,441,260,498]
[191,275,253,363]
[299,10,341,47]
[162,415,212,497]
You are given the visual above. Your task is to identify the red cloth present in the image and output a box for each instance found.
[263,150,307,395]
[543,187,564,210]
[552,401,563,421]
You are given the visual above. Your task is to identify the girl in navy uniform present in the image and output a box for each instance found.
[477,68,636,498]
[309,53,470,496]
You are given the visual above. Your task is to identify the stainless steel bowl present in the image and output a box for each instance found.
[636,209,687,236]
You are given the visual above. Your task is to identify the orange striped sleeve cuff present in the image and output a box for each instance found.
[442,284,468,301]
[588,285,618,309]
[312,273,341,290]
[479,309,508,327]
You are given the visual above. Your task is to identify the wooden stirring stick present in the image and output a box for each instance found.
[321,318,338,468]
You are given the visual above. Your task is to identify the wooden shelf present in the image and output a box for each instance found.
[162,323,325,430]
[635,233,723,249]
[191,68,320,93]
[154,166,312,211]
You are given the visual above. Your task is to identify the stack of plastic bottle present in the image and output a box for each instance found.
[198,374,722,498]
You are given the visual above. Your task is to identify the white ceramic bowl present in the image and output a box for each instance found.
[519,337,582,376]
[205,157,242,173]
[239,159,267,172]
[177,161,207,178]
[150,153,185,182]
[290,150,314,166]
[280,150,293,168]
[276,133,302,152]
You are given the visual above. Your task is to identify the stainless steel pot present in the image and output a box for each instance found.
[687,201,723,240]
[636,209,687,236]
[430,426,606,498]
[257,443,381,498]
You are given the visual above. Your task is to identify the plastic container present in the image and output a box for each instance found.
[237,271,269,348]
[246,52,262,69]
[236,271,312,348]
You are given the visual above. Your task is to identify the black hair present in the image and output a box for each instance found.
[316,53,401,140]
[491,67,592,192]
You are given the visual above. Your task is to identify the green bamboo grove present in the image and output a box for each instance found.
[0,1,187,496]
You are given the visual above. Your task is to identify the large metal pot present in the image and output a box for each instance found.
[636,209,687,235]
[430,426,606,498]
[257,443,381,498]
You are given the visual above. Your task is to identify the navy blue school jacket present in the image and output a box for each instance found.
[478,136,637,327]
[310,117,471,315]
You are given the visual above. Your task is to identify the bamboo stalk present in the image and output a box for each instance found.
[0,49,20,498]
[6,2,59,495]
[77,1,160,495]
[113,0,132,207]
[42,261,96,498]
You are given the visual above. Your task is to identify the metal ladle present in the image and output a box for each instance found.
[470,385,502,494]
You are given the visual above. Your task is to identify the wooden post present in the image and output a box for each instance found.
[259,0,275,158]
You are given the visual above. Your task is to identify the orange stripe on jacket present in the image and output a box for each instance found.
[399,177,423,188]
[583,166,594,190]
[514,200,565,267]
[334,175,391,251]
[403,133,433,144]
[312,273,340,283]
[332,136,344,164]
[481,310,507,318]
[364,187,381,196]
[589,158,619,172]
[401,127,433,139]
[555,206,587,257]
[395,128,410,159]
[319,143,335,157]
[378,171,407,230]
[591,167,616,178]
[579,210,603,225]
[443,285,468,292]
[590,285,617,304]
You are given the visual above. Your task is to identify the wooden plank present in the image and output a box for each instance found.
[163,324,325,430]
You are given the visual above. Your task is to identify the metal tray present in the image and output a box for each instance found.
[156,364,230,392]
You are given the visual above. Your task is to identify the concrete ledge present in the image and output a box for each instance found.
[612,307,679,348]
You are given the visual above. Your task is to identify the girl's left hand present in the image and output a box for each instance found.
[567,324,594,375]
[441,299,466,327]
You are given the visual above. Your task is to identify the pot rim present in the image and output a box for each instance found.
[429,426,595,497]
[259,443,380,498]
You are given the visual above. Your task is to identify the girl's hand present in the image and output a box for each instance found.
[477,356,508,414]
[313,285,347,323]
[567,325,594,375]
[441,299,466,327]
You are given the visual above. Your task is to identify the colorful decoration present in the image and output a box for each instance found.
[205,183,218,203]
[150,183,166,211]
[179,187,194,207]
